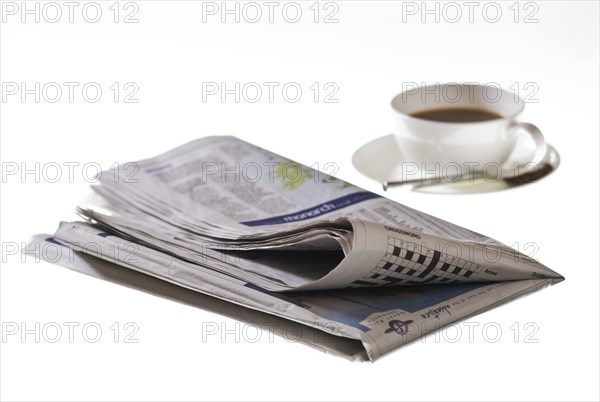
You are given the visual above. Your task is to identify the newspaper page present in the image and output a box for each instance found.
[28,227,557,362]
[67,136,562,290]
[33,136,564,361]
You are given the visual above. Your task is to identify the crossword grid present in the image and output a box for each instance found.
[351,235,483,287]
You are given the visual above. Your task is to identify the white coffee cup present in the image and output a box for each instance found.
[391,83,547,173]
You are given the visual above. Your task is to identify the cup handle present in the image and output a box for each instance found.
[510,122,547,168]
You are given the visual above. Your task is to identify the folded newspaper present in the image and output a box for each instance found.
[29,136,564,361]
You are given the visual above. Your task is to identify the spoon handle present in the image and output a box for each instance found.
[383,171,485,191]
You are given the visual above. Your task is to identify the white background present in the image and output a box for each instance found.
[1,1,599,401]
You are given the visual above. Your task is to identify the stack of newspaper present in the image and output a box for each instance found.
[29,136,564,361]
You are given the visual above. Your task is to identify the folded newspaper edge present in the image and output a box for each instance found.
[28,136,564,361]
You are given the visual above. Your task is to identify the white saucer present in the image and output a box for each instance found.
[352,134,560,194]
